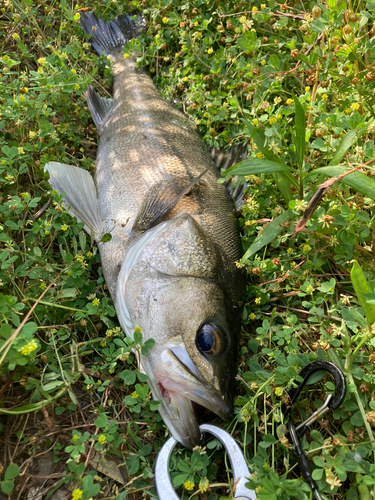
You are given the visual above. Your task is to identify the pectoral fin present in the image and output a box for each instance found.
[45,162,101,237]
[131,169,208,234]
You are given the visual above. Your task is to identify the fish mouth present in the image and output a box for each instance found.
[152,347,232,449]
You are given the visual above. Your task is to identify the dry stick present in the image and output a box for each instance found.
[276,304,341,322]
[292,166,362,238]
[0,279,57,367]
[10,414,30,463]
[0,369,16,399]
[32,198,51,222]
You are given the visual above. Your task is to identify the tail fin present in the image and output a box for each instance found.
[80,11,144,57]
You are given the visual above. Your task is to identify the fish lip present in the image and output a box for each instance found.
[153,347,232,448]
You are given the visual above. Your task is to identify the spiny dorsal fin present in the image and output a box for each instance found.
[131,169,208,234]
[45,162,101,237]
[87,85,113,131]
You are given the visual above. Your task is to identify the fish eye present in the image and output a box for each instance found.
[196,323,225,355]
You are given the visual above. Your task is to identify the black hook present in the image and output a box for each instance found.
[283,360,346,424]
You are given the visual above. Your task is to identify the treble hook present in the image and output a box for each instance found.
[155,424,257,500]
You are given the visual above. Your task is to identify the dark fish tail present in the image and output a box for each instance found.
[80,11,144,57]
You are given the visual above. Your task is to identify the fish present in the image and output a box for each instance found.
[45,11,245,449]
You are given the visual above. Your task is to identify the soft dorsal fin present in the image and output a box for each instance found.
[45,162,101,237]
[210,142,249,211]
[87,85,114,132]
[210,142,249,171]
[131,169,208,234]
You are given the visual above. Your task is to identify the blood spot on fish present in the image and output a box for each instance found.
[158,382,171,404]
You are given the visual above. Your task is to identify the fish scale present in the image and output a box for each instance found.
[45,11,245,448]
[97,56,241,303]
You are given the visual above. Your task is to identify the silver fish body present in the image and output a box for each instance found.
[46,12,244,448]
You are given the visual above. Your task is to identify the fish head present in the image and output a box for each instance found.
[117,214,241,448]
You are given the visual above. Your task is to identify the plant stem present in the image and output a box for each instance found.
[346,372,375,462]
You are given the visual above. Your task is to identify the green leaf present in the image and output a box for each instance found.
[242,121,288,165]
[273,172,295,205]
[4,464,19,481]
[94,414,108,428]
[328,128,366,166]
[350,260,375,327]
[100,233,112,243]
[20,322,37,336]
[292,93,306,169]
[1,481,14,494]
[224,159,292,176]
[242,210,293,261]
[119,370,136,385]
[308,166,375,201]
[0,402,46,414]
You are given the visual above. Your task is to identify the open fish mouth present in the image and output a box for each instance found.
[152,347,232,449]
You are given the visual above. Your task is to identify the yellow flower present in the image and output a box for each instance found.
[134,326,142,334]
[269,117,276,125]
[75,254,84,263]
[199,477,209,493]
[351,102,360,111]
[183,480,194,491]
[70,68,76,74]
[74,84,79,90]
[124,53,130,59]
[106,329,113,337]
[98,435,106,444]
[92,298,100,306]
[18,147,24,155]
[255,297,261,304]
[256,152,265,159]
[249,313,256,320]
[302,244,311,253]
[322,94,328,100]
[252,118,259,126]
[162,17,168,23]
[61,224,68,231]
[37,57,46,65]
[207,47,213,54]
[252,6,258,11]
[275,387,283,396]
[71,490,83,500]
[286,98,293,105]
[23,87,29,93]
[131,391,139,399]
[261,3,266,8]
[287,247,293,255]
[305,86,310,92]
[19,340,38,356]
[261,59,266,65]
[39,282,47,290]
[86,251,93,258]
[306,284,314,294]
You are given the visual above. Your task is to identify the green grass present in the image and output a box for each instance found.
[1,0,375,498]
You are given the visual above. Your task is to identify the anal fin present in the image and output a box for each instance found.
[45,162,101,237]
[131,169,208,234]
[87,85,113,132]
